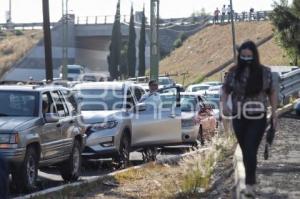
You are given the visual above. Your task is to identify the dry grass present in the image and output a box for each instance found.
[159,21,279,85]
[205,37,291,82]
[0,30,43,78]
[34,132,236,199]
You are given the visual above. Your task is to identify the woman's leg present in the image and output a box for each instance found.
[243,116,267,185]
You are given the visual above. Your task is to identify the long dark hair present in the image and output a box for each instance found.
[235,40,263,97]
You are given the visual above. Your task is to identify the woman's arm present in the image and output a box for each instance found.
[221,87,231,116]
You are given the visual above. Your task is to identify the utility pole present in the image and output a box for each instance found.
[229,0,237,61]
[62,0,69,80]
[150,0,160,81]
[42,0,53,82]
[9,0,12,23]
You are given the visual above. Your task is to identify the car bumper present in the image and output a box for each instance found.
[83,128,121,158]
[0,147,26,164]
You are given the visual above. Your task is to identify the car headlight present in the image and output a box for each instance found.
[0,133,19,144]
[90,121,118,131]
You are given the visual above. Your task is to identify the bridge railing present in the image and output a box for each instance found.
[278,68,300,105]
[75,15,130,25]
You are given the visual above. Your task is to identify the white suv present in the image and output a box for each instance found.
[73,82,184,167]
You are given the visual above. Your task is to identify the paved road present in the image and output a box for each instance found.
[10,146,192,198]
[256,111,300,199]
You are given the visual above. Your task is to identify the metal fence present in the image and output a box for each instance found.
[278,68,300,105]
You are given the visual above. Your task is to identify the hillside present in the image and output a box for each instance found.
[0,30,43,78]
[159,21,289,85]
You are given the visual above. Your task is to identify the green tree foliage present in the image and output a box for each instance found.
[120,42,128,79]
[138,7,146,77]
[173,33,188,49]
[127,5,136,78]
[108,0,122,80]
[271,0,300,65]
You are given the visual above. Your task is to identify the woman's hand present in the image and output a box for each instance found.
[272,113,278,131]
[222,103,232,117]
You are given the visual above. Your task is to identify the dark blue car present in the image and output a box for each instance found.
[0,154,8,199]
[295,101,300,116]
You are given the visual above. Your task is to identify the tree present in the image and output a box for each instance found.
[108,0,122,80]
[127,5,137,78]
[271,0,300,66]
[120,42,128,79]
[138,6,146,77]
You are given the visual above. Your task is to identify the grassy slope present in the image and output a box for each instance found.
[159,21,289,85]
[0,30,43,78]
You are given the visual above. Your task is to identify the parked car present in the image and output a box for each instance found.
[185,83,211,95]
[73,82,183,166]
[60,65,85,81]
[180,93,217,145]
[158,76,175,89]
[203,81,222,87]
[0,85,86,192]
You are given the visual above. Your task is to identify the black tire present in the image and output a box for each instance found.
[59,140,81,182]
[12,146,38,193]
[198,125,205,146]
[142,147,158,162]
[114,134,131,169]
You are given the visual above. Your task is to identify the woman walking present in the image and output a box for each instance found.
[221,40,278,197]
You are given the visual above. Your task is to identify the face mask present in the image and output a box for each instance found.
[240,56,254,65]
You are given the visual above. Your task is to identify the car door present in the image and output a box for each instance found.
[197,96,210,133]
[40,92,63,160]
[51,90,74,156]
[131,87,182,147]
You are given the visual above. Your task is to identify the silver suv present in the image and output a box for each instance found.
[0,85,86,192]
[73,82,183,167]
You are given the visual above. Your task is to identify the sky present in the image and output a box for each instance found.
[0,0,292,23]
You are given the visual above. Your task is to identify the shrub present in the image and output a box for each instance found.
[15,30,24,36]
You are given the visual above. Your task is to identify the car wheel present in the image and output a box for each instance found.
[12,146,38,193]
[60,140,81,182]
[197,125,205,146]
[142,147,158,162]
[115,134,131,169]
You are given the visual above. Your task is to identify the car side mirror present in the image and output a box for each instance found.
[44,113,59,123]
[136,103,146,112]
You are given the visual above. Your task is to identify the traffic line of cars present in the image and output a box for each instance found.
[0,80,219,193]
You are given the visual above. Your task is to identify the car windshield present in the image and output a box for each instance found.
[205,97,220,109]
[192,86,210,92]
[75,89,124,111]
[159,78,171,85]
[68,68,81,74]
[0,91,39,117]
[181,95,197,112]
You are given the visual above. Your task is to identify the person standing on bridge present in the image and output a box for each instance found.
[221,40,278,198]
[221,5,226,24]
[213,8,220,24]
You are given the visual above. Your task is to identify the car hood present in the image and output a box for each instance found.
[181,111,196,120]
[81,110,122,124]
[0,117,38,131]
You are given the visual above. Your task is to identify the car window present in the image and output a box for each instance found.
[75,89,124,111]
[42,92,57,114]
[51,91,68,117]
[133,87,145,102]
[126,88,135,109]
[181,96,197,112]
[0,91,39,117]
[58,91,71,116]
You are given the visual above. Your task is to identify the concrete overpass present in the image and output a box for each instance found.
[2,14,209,81]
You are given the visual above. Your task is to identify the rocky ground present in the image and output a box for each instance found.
[256,111,300,199]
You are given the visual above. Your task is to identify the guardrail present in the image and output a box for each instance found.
[278,68,300,105]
